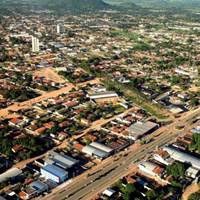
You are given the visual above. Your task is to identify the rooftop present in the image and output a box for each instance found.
[48,151,78,169]
[128,121,158,140]
[42,164,68,177]
[163,146,200,170]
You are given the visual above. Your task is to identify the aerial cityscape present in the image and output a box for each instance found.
[0,0,200,200]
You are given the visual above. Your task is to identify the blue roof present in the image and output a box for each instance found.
[30,181,48,191]
[42,164,68,177]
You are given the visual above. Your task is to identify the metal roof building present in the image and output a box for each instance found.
[102,188,116,197]
[127,121,158,140]
[47,151,78,170]
[138,161,164,178]
[90,142,113,153]
[88,91,118,100]
[0,167,22,183]
[82,145,109,159]
[163,146,200,170]
[41,164,68,183]
[30,181,48,193]
[139,161,158,172]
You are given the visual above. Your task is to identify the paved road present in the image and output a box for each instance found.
[48,131,176,200]
[40,107,200,200]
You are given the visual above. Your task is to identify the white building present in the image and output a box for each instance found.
[57,24,65,34]
[82,142,113,160]
[175,68,189,76]
[138,161,164,179]
[90,142,113,154]
[163,146,200,170]
[32,36,40,52]
[0,167,22,183]
[153,150,174,166]
[41,164,68,184]
[57,24,60,34]
[88,91,118,100]
[82,145,109,160]
[102,188,116,197]
[186,167,199,179]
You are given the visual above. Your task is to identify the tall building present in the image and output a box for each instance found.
[57,24,60,34]
[56,24,65,34]
[32,36,40,52]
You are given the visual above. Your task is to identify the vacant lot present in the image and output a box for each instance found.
[34,67,65,83]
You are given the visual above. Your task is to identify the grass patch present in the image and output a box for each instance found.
[111,29,143,42]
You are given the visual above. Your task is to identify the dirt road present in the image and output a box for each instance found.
[0,83,75,119]
[182,183,199,200]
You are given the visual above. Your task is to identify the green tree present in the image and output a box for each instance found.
[166,161,185,178]
[122,184,136,200]
[146,190,157,200]
[190,133,200,153]
[190,97,199,107]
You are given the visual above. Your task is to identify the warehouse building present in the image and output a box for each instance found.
[41,164,68,184]
[90,142,113,154]
[88,91,118,100]
[46,151,79,170]
[163,146,200,170]
[82,145,109,160]
[82,142,113,160]
[0,167,22,183]
[127,121,159,140]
